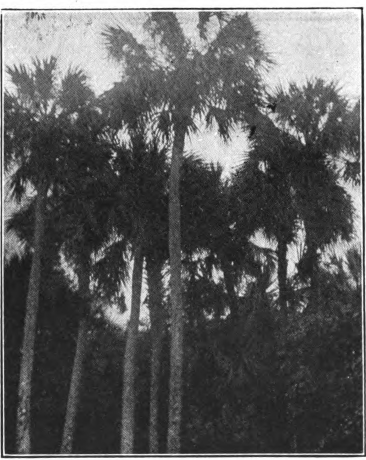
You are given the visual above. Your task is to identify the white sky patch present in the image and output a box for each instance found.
[4,9,361,171]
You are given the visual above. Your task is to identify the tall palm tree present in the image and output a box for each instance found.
[110,132,169,453]
[138,146,169,454]
[102,12,270,451]
[143,153,231,453]
[7,87,123,453]
[4,57,94,454]
[56,100,121,454]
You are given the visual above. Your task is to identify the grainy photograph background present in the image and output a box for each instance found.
[3,7,363,456]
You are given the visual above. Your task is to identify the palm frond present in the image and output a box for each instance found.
[6,63,35,103]
[346,245,361,288]
[4,192,32,265]
[102,24,153,74]
[93,237,130,298]
[208,13,269,64]
[58,67,94,113]
[195,14,272,134]
[32,56,58,109]
[7,164,33,202]
[4,227,28,265]
[144,12,188,60]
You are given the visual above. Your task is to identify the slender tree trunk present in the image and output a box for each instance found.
[303,232,319,313]
[121,241,144,453]
[275,237,290,452]
[146,257,165,453]
[222,260,238,321]
[167,125,186,453]
[277,237,288,313]
[16,181,47,454]
[60,256,90,454]
[309,265,319,312]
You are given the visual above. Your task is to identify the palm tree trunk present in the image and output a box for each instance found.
[277,237,288,313]
[16,180,47,454]
[60,256,90,454]
[146,257,165,453]
[303,232,319,313]
[167,124,186,453]
[222,260,238,321]
[121,240,144,453]
[60,318,89,453]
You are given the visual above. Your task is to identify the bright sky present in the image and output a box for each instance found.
[3,9,362,320]
[4,9,361,172]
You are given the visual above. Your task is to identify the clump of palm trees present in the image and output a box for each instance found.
[4,11,361,455]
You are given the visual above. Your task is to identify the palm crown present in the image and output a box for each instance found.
[5,57,96,199]
[102,12,272,137]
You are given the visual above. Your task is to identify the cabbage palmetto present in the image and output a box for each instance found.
[5,57,98,454]
[102,12,271,452]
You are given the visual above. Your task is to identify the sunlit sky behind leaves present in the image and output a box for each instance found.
[4,8,361,219]
[4,9,361,174]
[3,9,362,319]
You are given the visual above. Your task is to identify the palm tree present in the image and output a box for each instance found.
[109,132,169,453]
[231,121,300,314]
[138,147,169,454]
[180,156,274,321]
[272,79,357,303]
[7,85,122,453]
[56,99,120,454]
[4,57,94,454]
[120,150,240,453]
[102,12,270,451]
[144,153,230,453]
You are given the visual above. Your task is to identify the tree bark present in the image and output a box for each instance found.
[16,180,47,454]
[60,255,90,454]
[146,257,165,453]
[121,241,144,453]
[277,237,288,313]
[167,125,186,453]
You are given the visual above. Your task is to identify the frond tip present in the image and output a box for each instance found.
[102,25,153,72]
[58,67,94,112]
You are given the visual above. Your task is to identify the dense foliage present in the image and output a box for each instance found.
[4,10,362,455]
[4,245,362,453]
